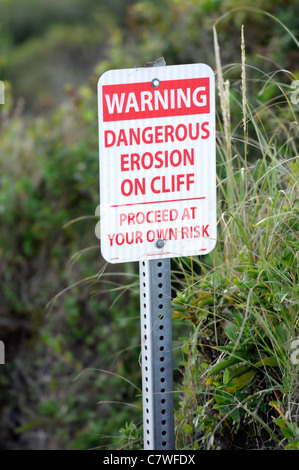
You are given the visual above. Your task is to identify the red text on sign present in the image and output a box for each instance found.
[120,148,194,171]
[107,224,210,246]
[102,77,210,121]
[120,208,179,226]
[104,122,210,147]
[120,173,195,196]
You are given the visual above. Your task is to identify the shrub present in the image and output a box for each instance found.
[173,27,299,450]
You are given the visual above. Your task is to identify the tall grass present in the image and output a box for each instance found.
[173,26,299,450]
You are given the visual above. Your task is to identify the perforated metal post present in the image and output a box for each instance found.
[139,258,175,450]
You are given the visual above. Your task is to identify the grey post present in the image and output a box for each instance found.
[139,258,175,450]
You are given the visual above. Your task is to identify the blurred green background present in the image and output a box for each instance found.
[0,0,298,450]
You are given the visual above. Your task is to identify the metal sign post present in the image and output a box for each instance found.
[139,257,174,450]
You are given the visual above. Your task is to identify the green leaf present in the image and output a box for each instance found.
[274,417,295,438]
[224,321,239,342]
[15,419,46,434]
[230,407,241,423]
[226,370,256,393]
[183,423,193,434]
[223,369,230,385]
[229,365,252,380]
[285,440,299,450]
[209,357,241,376]
[281,427,295,438]
[274,418,288,427]
[254,356,279,367]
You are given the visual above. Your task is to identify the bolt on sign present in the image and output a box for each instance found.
[98,63,216,263]
[0,340,4,364]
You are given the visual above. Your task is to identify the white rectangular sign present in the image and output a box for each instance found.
[98,63,216,263]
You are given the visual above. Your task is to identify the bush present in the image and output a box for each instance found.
[0,85,142,450]
[172,27,299,450]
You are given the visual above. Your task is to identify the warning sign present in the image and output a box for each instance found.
[98,63,216,263]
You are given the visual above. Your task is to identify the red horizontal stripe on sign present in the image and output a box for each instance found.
[102,77,210,122]
[110,196,206,208]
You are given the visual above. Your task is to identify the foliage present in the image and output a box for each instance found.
[0,0,135,113]
[0,82,142,449]
[171,27,299,450]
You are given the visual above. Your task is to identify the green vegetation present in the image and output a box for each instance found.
[172,27,298,449]
[0,0,298,450]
